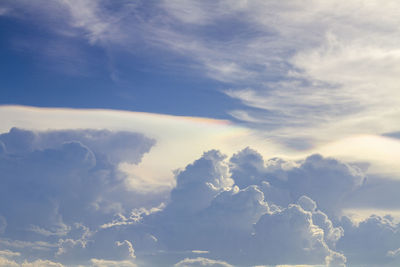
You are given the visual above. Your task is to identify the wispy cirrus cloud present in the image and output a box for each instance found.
[3,0,400,143]
[33,0,400,149]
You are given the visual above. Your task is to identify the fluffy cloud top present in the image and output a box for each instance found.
[134,149,351,266]
[0,127,155,164]
[230,148,365,216]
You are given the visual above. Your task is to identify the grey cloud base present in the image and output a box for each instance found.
[0,129,400,266]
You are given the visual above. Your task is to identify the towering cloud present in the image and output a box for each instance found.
[230,148,365,216]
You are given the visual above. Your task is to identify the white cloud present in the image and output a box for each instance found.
[0,250,20,258]
[90,258,136,267]
[3,1,400,150]
[317,135,400,178]
[337,215,400,266]
[144,0,400,162]
[230,148,365,217]
[132,150,349,266]
[167,150,234,214]
[253,204,345,266]
[0,127,158,265]
[0,128,155,229]
[21,259,64,267]
[115,240,136,259]
[3,1,400,266]
[3,0,400,180]
[0,127,155,165]
[1,128,400,266]
[174,257,233,267]
[297,196,343,248]
[0,105,288,193]
[0,256,19,267]
[0,252,64,267]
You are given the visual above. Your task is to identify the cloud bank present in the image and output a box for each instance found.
[1,128,400,266]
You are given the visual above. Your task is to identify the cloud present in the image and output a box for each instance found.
[0,130,399,266]
[0,250,20,258]
[130,147,400,266]
[21,259,64,267]
[130,149,349,266]
[0,128,155,225]
[0,124,398,266]
[157,1,400,160]
[90,258,136,267]
[229,148,365,217]
[0,127,155,164]
[116,240,136,259]
[174,257,233,267]
[0,105,288,195]
[154,0,400,144]
[2,1,400,266]
[0,256,19,267]
[317,135,400,178]
[337,215,400,266]
[3,1,400,154]
[0,127,156,265]
[0,253,64,267]
[252,203,345,266]
[167,150,234,214]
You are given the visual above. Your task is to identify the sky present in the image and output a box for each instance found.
[1,1,400,266]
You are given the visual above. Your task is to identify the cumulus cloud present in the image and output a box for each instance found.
[297,196,344,248]
[0,127,155,265]
[0,256,19,267]
[0,253,64,267]
[129,149,351,266]
[337,215,400,266]
[230,148,365,217]
[0,127,155,164]
[252,204,345,266]
[2,0,400,266]
[166,150,234,214]
[133,147,400,266]
[0,130,398,266]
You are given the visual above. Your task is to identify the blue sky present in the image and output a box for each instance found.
[0,0,242,118]
[1,1,400,267]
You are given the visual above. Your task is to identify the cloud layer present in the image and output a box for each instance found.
[2,128,400,266]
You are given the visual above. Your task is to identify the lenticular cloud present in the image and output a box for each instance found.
[1,128,400,266]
